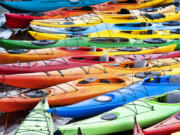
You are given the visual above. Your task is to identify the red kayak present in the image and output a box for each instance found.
[143,112,180,135]
[0,51,180,75]
[5,8,92,28]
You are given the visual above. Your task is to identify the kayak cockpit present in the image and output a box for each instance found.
[89,37,130,43]
[77,77,126,85]
[114,22,152,27]
[58,46,103,52]
[69,55,115,62]
[109,60,151,69]
[143,75,180,84]
[149,90,180,104]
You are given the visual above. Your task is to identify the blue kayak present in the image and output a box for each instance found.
[48,75,180,118]
[0,0,110,12]
[30,21,180,34]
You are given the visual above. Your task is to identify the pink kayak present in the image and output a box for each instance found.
[0,51,180,75]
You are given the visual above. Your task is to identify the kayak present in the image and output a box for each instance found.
[0,57,180,89]
[5,9,93,28]
[0,55,116,74]
[0,0,109,12]
[15,99,53,135]
[28,29,180,40]
[47,75,180,118]
[91,0,172,11]
[0,76,131,112]
[143,112,180,135]
[89,29,180,40]
[30,11,180,28]
[5,1,175,29]
[1,37,180,50]
[133,118,145,135]
[57,90,180,135]
[30,21,180,34]
[0,45,176,64]
[1,51,180,74]
[97,4,176,15]
[4,1,174,29]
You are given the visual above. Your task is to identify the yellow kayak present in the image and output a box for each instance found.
[30,11,180,28]
[0,44,177,64]
[29,29,180,40]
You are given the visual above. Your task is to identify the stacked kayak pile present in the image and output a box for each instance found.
[0,0,180,134]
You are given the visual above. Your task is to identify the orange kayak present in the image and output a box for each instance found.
[0,76,131,112]
[0,45,176,64]
[1,58,180,89]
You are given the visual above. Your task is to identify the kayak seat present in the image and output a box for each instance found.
[65,26,87,32]
[100,79,112,83]
[27,12,45,16]
[140,7,157,12]
[117,8,130,14]
[7,49,29,54]
[32,40,56,46]
[169,75,180,84]
[166,92,180,103]
[163,21,180,26]
[143,38,167,44]
[99,55,109,62]
[78,78,98,84]
[134,60,148,68]
[63,21,75,25]
[170,29,180,34]
[101,113,118,120]
[66,33,88,38]
[117,47,141,52]
[25,90,49,98]
[90,46,97,51]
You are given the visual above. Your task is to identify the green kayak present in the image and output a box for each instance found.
[15,99,53,135]
[58,90,180,135]
[1,37,180,50]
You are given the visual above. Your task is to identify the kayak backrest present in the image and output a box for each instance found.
[90,46,97,51]
[166,92,180,103]
[78,78,98,84]
[100,79,112,83]
[65,26,87,32]
[100,55,109,62]
[134,60,148,68]
[169,75,180,84]
[66,33,88,38]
